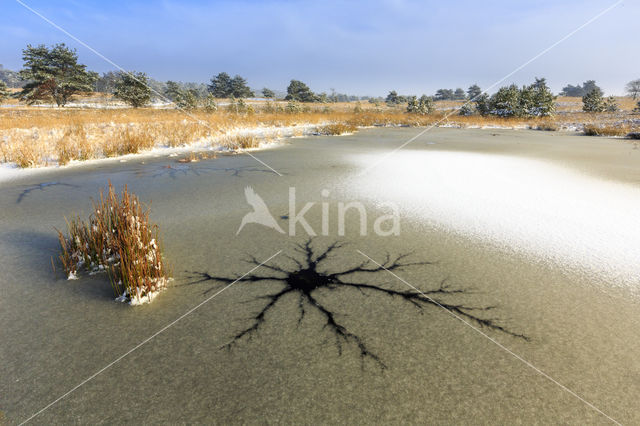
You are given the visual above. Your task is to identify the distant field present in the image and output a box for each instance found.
[1,94,638,168]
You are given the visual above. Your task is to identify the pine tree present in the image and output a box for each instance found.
[490,84,521,117]
[434,89,454,101]
[603,96,618,112]
[175,89,198,111]
[208,72,232,98]
[385,90,400,105]
[474,93,491,116]
[261,88,276,99]
[230,75,253,98]
[17,43,97,106]
[467,84,482,101]
[203,94,218,112]
[458,103,474,116]
[406,96,418,113]
[527,78,555,116]
[285,80,318,102]
[406,95,433,115]
[164,81,182,101]
[94,71,123,94]
[453,88,466,100]
[582,88,605,112]
[0,81,9,101]
[114,71,151,108]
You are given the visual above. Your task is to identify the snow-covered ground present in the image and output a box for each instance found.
[348,150,640,290]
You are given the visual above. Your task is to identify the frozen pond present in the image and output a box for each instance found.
[1,127,639,424]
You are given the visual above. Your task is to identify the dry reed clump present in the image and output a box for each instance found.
[14,139,43,168]
[56,123,98,165]
[223,134,260,149]
[57,182,169,305]
[317,122,358,135]
[531,121,559,131]
[583,124,629,137]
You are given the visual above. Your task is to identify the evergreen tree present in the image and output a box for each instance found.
[176,89,198,110]
[490,84,521,117]
[385,90,400,105]
[474,93,491,116]
[164,80,182,101]
[203,94,218,112]
[561,80,601,97]
[527,78,555,116]
[532,77,548,90]
[208,72,233,98]
[467,84,482,100]
[406,95,434,115]
[261,88,276,99]
[434,89,454,101]
[94,71,121,94]
[582,88,605,112]
[208,72,253,98]
[17,43,97,106]
[453,88,466,100]
[285,80,318,102]
[0,81,9,101]
[114,71,151,108]
[458,103,474,116]
[230,75,253,98]
[603,96,618,112]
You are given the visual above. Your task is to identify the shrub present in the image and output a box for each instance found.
[406,95,434,115]
[57,182,169,305]
[202,94,218,112]
[175,89,198,111]
[582,88,605,113]
[0,81,9,101]
[603,96,618,112]
[114,71,152,108]
[458,103,475,116]
[285,100,301,113]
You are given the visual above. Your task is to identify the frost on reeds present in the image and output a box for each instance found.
[57,182,169,305]
[317,122,358,135]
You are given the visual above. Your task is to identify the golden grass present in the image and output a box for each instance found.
[57,182,169,304]
[583,124,630,137]
[317,122,358,135]
[2,99,639,168]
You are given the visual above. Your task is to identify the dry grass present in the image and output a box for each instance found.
[583,124,630,137]
[222,134,260,149]
[57,182,169,305]
[2,98,640,168]
[317,122,358,135]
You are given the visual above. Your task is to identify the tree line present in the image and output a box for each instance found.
[2,43,639,116]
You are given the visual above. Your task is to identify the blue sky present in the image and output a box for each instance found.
[1,0,637,95]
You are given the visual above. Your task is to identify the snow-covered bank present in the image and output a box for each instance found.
[348,150,640,289]
[0,122,321,183]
